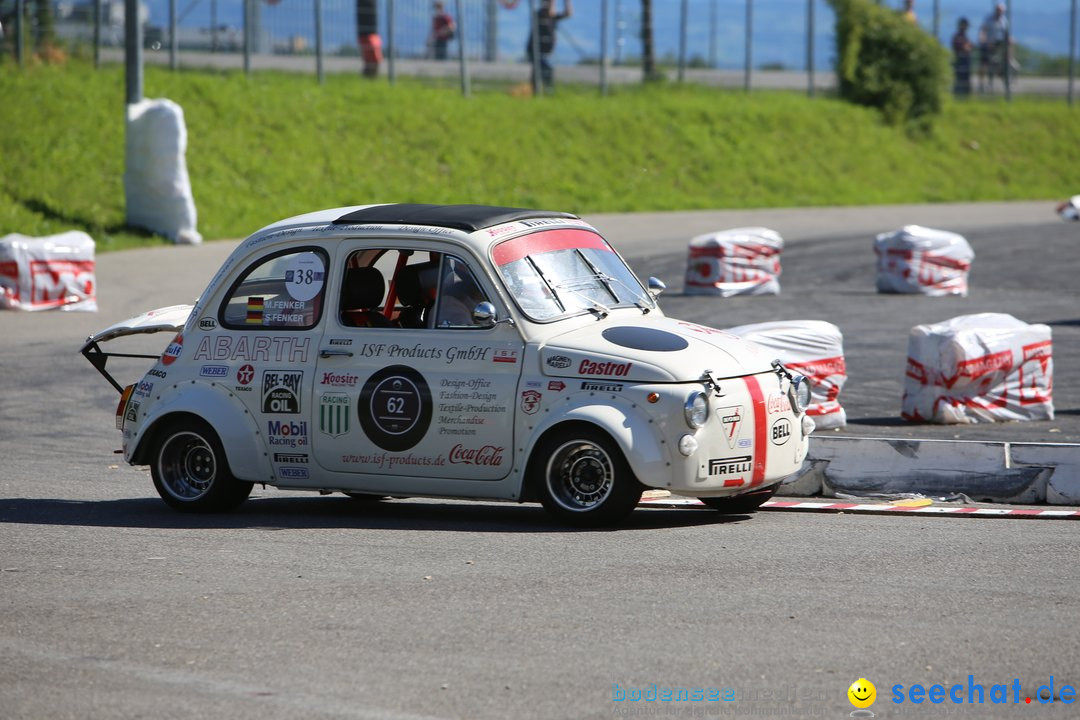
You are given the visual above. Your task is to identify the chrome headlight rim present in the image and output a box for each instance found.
[789,374,812,414]
[684,390,708,429]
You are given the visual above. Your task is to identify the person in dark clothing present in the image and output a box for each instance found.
[356,0,382,78]
[429,1,456,61]
[952,17,973,97]
[525,0,572,91]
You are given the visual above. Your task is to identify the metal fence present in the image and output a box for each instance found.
[3,0,1078,101]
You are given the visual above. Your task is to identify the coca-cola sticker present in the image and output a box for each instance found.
[358,365,433,452]
[448,444,505,466]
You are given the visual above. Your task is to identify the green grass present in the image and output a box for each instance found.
[2,60,1079,251]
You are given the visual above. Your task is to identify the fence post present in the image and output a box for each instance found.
[932,0,939,42]
[1067,0,1075,106]
[677,0,687,83]
[709,0,717,68]
[93,0,101,67]
[387,0,395,85]
[14,0,24,66]
[807,0,814,97]
[600,0,609,95]
[169,0,178,70]
[211,0,217,52]
[124,0,143,104]
[243,0,251,75]
[744,0,753,92]
[315,0,325,84]
[486,0,497,62]
[455,0,470,97]
[1003,0,1012,102]
[614,0,623,65]
[529,0,542,96]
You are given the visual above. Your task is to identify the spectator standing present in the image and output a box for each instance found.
[952,17,973,97]
[356,0,382,78]
[978,3,1010,92]
[429,2,456,61]
[901,0,916,24]
[526,0,572,92]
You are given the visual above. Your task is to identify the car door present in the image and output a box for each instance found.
[197,245,331,485]
[312,241,525,481]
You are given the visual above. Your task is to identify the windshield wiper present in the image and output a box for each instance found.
[552,281,612,319]
[595,272,653,314]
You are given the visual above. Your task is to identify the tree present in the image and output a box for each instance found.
[829,0,950,127]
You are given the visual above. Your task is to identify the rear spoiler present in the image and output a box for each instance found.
[80,304,194,394]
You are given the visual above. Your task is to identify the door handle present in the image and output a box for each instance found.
[319,349,354,358]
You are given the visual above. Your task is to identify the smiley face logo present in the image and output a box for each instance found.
[848,678,876,709]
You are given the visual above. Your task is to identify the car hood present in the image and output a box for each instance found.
[539,316,775,382]
[81,304,195,349]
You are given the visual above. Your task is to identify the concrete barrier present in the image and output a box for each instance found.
[783,436,1080,505]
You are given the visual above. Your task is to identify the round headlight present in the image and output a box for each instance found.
[684,391,708,429]
[790,374,812,414]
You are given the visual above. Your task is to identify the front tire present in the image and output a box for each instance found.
[698,484,778,514]
[531,426,643,527]
[150,418,253,512]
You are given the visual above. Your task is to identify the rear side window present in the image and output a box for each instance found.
[221,248,328,330]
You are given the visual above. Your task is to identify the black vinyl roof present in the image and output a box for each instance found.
[333,204,578,232]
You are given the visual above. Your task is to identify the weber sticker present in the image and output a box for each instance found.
[262,370,303,414]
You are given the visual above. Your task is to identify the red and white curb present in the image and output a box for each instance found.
[638,496,1080,520]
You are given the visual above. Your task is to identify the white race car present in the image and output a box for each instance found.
[83,204,813,526]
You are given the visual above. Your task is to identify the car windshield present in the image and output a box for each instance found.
[492,228,655,322]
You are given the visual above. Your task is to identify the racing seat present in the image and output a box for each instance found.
[395,261,440,329]
[341,267,396,328]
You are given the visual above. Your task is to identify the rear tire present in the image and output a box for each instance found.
[530,426,643,527]
[150,417,253,512]
[698,484,778,514]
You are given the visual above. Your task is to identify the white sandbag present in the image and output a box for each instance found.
[124,98,202,245]
[902,313,1053,424]
[874,225,972,296]
[0,231,97,311]
[727,320,847,429]
[1057,195,1080,221]
[684,227,782,297]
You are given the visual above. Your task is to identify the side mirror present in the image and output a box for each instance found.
[472,301,497,327]
[647,276,666,298]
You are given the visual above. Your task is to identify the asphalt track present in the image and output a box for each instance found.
[2,201,1079,719]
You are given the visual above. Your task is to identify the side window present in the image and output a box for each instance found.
[434,256,488,329]
[221,248,327,330]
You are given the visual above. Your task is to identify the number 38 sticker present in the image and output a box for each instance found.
[284,251,325,302]
[358,366,433,451]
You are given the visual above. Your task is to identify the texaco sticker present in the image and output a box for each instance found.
[358,365,433,451]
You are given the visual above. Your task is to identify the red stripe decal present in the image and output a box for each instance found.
[492,229,611,266]
[723,479,743,488]
[744,375,767,487]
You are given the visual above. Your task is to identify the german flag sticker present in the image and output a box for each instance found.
[246,296,265,325]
